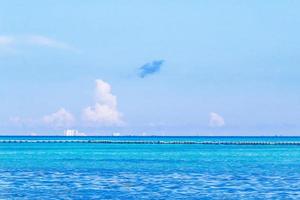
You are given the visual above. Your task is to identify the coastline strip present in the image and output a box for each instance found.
[0,140,300,145]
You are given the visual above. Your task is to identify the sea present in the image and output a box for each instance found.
[0,136,300,199]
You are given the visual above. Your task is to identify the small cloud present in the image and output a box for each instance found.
[43,108,75,128]
[0,36,14,46]
[9,116,36,126]
[9,116,22,124]
[26,35,75,50]
[209,112,225,127]
[138,60,164,78]
[0,34,77,53]
[0,36,16,53]
[82,80,123,126]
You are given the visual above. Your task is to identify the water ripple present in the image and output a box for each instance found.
[0,170,300,199]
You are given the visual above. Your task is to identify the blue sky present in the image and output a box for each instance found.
[0,1,300,135]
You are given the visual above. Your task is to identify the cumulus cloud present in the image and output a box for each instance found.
[9,80,123,129]
[209,112,225,127]
[138,60,164,78]
[9,109,75,129]
[43,108,75,128]
[82,80,123,126]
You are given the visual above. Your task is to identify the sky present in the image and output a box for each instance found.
[0,0,300,136]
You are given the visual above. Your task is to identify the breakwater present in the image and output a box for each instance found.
[0,140,300,145]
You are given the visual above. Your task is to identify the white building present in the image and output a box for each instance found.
[64,130,86,136]
[112,132,121,137]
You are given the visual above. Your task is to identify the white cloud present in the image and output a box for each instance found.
[94,79,117,108]
[83,103,122,125]
[43,108,75,128]
[209,112,225,127]
[0,34,76,52]
[82,80,123,126]
[26,35,74,50]
[0,36,14,46]
[9,116,22,124]
[9,116,36,126]
[9,80,123,129]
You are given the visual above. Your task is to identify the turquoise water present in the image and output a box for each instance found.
[1,136,300,199]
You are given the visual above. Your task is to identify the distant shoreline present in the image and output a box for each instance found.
[0,135,298,137]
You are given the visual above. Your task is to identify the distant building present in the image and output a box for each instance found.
[64,130,86,136]
[112,132,121,137]
[142,132,147,136]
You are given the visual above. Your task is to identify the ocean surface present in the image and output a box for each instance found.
[0,136,300,199]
